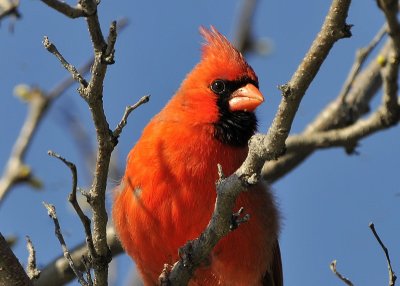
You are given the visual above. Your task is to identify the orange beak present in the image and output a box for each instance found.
[228,83,264,112]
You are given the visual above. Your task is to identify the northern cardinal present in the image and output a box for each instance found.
[113,27,282,286]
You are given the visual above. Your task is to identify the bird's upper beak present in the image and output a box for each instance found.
[228,83,264,112]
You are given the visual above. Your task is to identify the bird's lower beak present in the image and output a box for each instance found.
[228,83,264,112]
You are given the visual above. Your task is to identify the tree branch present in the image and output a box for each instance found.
[34,227,122,286]
[0,59,93,206]
[369,223,397,286]
[113,95,150,139]
[41,2,130,284]
[0,232,33,286]
[43,202,90,286]
[330,260,354,286]
[43,37,88,88]
[40,0,85,18]
[262,30,393,183]
[47,151,97,263]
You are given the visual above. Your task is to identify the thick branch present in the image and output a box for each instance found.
[0,232,33,286]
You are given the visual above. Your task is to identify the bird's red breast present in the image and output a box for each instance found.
[113,26,281,286]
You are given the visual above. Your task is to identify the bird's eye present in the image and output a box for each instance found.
[211,80,226,94]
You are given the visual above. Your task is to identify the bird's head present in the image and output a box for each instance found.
[173,26,264,147]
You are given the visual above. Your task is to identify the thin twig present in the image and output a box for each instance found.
[339,24,387,103]
[369,223,397,286]
[47,150,97,266]
[26,236,41,280]
[82,256,94,286]
[42,36,88,88]
[113,95,150,138]
[34,227,122,286]
[103,21,117,64]
[43,202,89,286]
[330,260,354,286]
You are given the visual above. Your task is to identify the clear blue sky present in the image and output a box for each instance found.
[1,1,399,285]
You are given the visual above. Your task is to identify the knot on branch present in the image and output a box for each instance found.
[78,0,97,16]
[91,247,112,271]
[340,23,353,39]
[344,141,360,155]
[278,83,292,98]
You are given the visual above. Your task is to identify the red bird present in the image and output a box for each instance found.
[113,27,282,286]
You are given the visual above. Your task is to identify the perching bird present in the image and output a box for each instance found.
[113,26,282,286]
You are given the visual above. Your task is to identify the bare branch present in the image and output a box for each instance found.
[42,36,88,88]
[47,151,97,264]
[113,95,150,138]
[167,0,352,284]
[103,21,117,64]
[43,202,89,286]
[330,260,354,286]
[40,0,85,18]
[0,58,94,206]
[81,0,107,53]
[40,3,130,283]
[369,223,397,286]
[284,104,399,151]
[262,36,394,183]
[34,227,122,286]
[0,88,48,205]
[0,232,33,286]
[26,236,41,280]
[377,0,400,51]
[338,24,386,103]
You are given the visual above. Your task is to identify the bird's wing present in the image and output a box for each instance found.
[262,240,283,286]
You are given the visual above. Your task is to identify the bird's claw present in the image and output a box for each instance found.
[230,207,250,231]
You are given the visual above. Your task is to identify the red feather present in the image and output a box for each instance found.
[113,27,281,286]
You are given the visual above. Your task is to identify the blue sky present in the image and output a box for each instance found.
[0,1,399,285]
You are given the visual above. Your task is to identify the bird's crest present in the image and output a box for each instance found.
[199,26,257,82]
